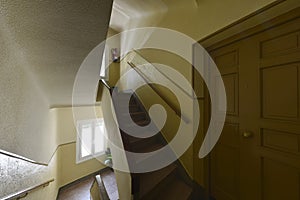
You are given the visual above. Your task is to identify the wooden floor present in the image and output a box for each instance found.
[57,176,94,200]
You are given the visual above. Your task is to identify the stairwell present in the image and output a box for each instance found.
[100,84,201,200]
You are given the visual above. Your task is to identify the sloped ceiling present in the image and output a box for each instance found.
[110,0,172,31]
[0,0,113,107]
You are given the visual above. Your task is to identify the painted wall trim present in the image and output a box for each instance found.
[0,150,46,166]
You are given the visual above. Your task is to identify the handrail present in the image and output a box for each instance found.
[1,179,54,200]
[100,79,112,90]
[133,50,196,99]
[127,61,189,123]
[0,150,47,166]
[0,142,77,167]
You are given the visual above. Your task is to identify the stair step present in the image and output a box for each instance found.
[121,119,150,127]
[155,178,193,200]
[120,89,133,94]
[128,111,147,117]
[120,112,147,122]
[117,104,141,113]
[115,92,135,100]
[129,105,142,112]
[126,135,158,150]
[130,143,175,166]
[139,164,177,198]
[116,100,138,107]
[136,142,164,153]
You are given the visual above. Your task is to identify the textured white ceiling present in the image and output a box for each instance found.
[0,0,113,107]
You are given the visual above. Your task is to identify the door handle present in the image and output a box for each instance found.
[242,131,253,138]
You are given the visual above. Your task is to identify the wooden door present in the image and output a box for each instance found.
[209,42,242,200]
[209,9,300,200]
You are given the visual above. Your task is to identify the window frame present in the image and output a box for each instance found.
[76,118,106,164]
[100,46,109,80]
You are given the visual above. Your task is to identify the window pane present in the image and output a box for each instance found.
[94,123,105,154]
[81,124,92,157]
[100,50,106,77]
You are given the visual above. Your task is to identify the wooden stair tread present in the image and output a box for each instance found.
[121,112,147,121]
[139,164,177,198]
[157,179,193,200]
[121,120,151,127]
[136,142,163,153]
[126,134,158,144]
[126,111,145,116]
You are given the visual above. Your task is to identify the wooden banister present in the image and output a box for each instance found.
[1,179,54,200]
[0,150,47,166]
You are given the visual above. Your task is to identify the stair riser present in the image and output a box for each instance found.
[140,172,177,200]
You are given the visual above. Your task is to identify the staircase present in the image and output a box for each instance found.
[109,88,200,200]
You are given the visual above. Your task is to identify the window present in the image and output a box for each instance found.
[76,118,107,163]
[100,47,109,79]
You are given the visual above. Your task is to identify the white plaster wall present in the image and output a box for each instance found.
[0,22,57,164]
[0,149,59,200]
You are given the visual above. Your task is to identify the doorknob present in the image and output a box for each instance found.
[242,131,253,138]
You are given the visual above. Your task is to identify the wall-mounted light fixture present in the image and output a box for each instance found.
[111,48,120,63]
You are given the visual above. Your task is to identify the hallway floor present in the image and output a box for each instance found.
[57,176,94,200]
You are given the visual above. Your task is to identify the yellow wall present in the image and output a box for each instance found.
[158,0,276,40]
[107,28,121,86]
[54,106,106,187]
[58,143,105,186]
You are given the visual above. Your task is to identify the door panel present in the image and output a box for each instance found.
[261,63,299,120]
[211,123,240,200]
[210,45,241,200]
[222,74,239,116]
[261,128,300,154]
[262,158,300,200]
